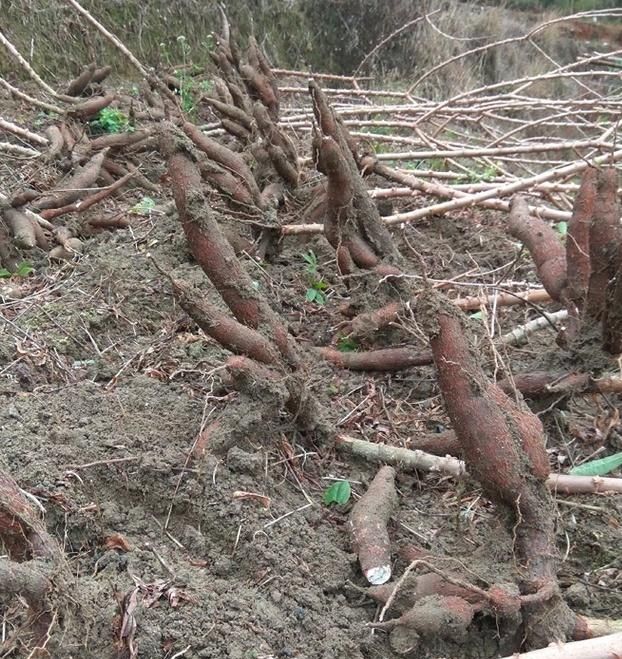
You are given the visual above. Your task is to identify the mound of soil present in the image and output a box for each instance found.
[2,197,621,658]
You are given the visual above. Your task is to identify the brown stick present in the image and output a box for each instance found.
[319,346,433,371]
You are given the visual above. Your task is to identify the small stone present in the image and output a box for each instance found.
[212,557,233,576]
[226,446,265,475]
[7,405,20,419]
[182,525,206,552]
[270,589,282,603]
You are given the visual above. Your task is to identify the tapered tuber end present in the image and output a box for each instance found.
[366,564,392,586]
[350,465,397,585]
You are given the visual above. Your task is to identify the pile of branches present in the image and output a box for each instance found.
[1,2,622,658]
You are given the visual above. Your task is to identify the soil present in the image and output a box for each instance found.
[1,103,622,659]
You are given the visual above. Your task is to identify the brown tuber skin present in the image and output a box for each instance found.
[509,195,567,301]
[370,594,475,641]
[418,289,577,648]
[349,466,397,585]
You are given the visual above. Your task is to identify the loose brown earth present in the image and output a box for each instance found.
[1,102,622,659]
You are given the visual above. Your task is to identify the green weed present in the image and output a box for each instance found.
[90,107,131,134]
[0,261,34,279]
[322,480,351,505]
[302,250,329,305]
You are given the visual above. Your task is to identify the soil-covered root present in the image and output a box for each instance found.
[2,208,45,249]
[66,91,115,120]
[417,289,578,648]
[33,148,110,211]
[508,195,567,301]
[0,466,66,650]
[585,168,620,321]
[370,594,475,636]
[162,129,299,366]
[349,465,397,585]
[565,167,596,314]
[166,273,281,365]
[66,62,96,96]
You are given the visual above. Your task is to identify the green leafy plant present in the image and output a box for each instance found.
[302,250,329,305]
[322,480,352,505]
[555,221,568,237]
[165,35,213,117]
[337,336,359,352]
[569,451,622,477]
[0,261,34,278]
[90,107,130,134]
[130,196,157,216]
[458,164,500,184]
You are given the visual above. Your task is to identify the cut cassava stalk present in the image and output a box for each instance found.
[334,434,622,494]
[547,474,622,494]
[0,117,49,147]
[349,465,398,585]
[0,76,64,115]
[336,435,465,477]
[0,142,41,158]
[496,632,622,659]
[500,310,568,346]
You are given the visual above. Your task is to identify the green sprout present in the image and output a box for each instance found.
[302,250,329,305]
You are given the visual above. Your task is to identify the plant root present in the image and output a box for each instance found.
[349,465,397,585]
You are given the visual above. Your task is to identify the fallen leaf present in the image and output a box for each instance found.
[105,533,132,552]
